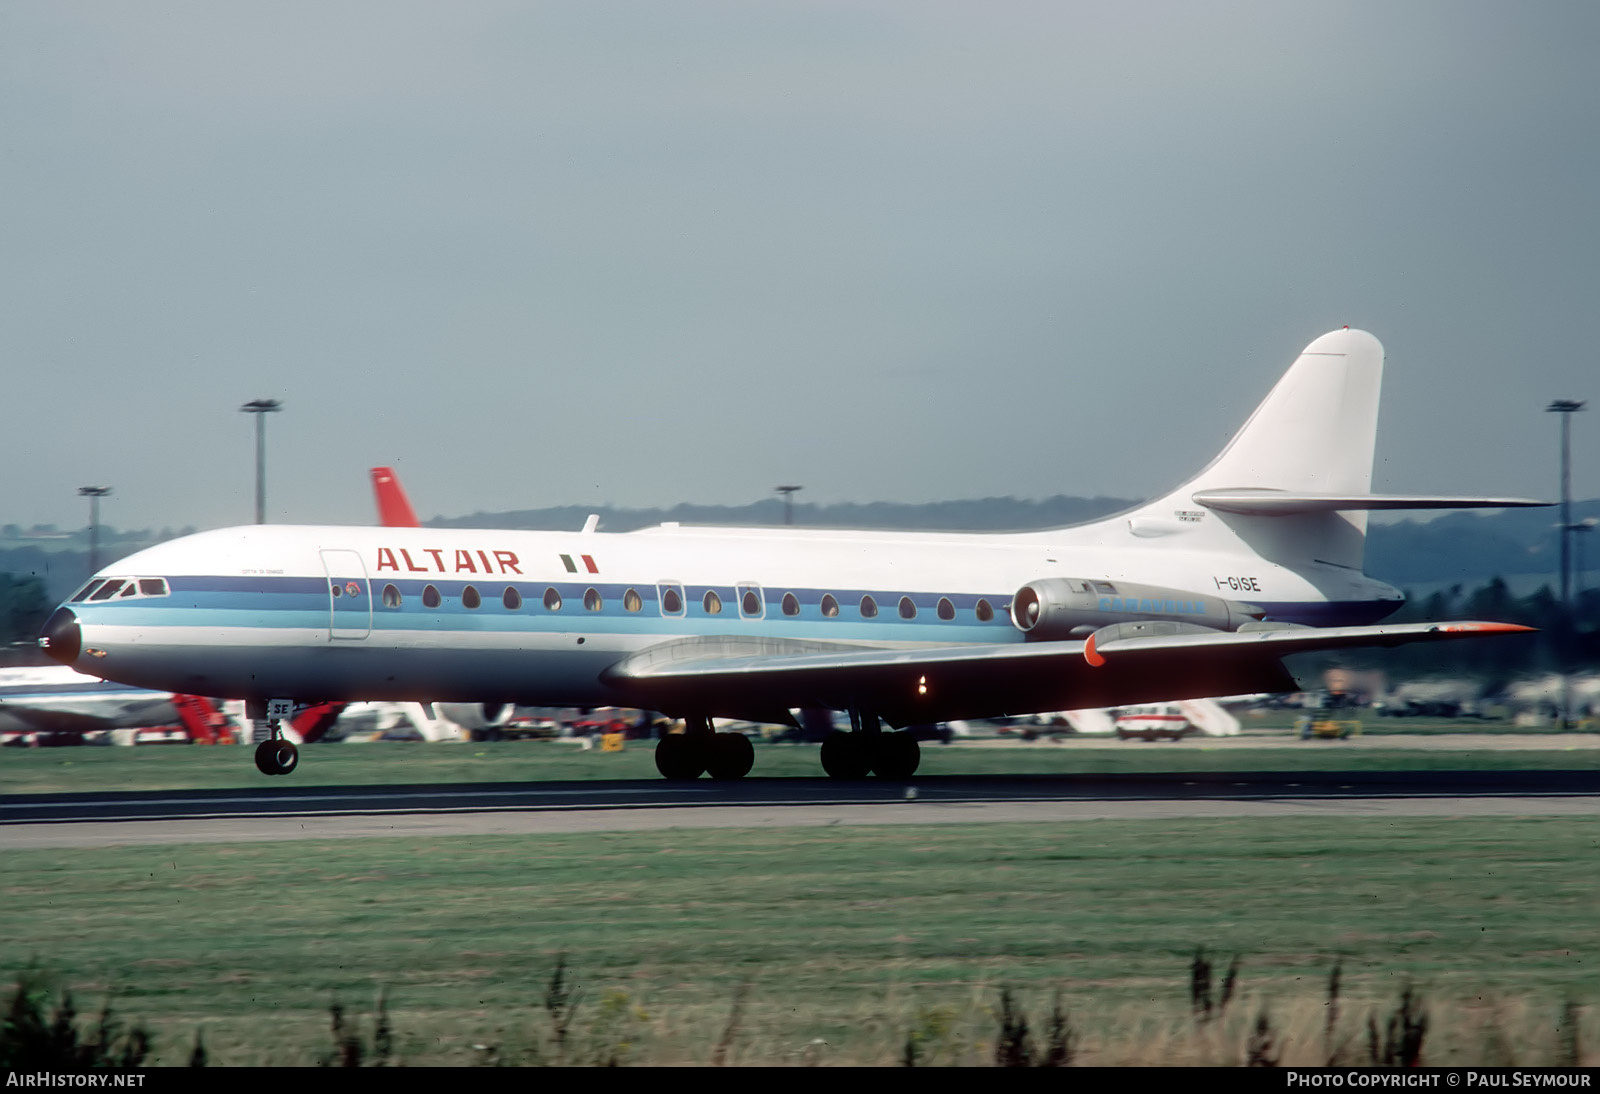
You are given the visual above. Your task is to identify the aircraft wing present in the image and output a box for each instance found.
[601,621,1530,726]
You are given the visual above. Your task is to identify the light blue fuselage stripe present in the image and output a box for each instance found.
[74,575,1395,638]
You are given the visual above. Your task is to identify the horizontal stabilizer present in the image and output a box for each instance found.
[1192,489,1549,516]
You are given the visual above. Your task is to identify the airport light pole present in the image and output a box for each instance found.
[1546,398,1585,728]
[776,485,802,526]
[78,486,111,574]
[1575,518,1597,599]
[240,399,282,524]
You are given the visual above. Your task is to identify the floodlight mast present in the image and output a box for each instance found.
[1546,398,1585,729]
[77,486,111,574]
[240,399,282,524]
[776,485,802,527]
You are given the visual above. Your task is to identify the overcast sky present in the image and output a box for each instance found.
[2,1,1596,532]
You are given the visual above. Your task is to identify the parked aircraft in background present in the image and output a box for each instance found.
[0,664,178,738]
[41,328,1544,779]
[370,467,421,528]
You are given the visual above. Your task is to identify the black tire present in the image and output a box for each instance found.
[705,733,755,780]
[253,739,279,776]
[654,733,705,780]
[254,739,298,776]
[820,730,871,779]
[870,733,921,780]
[273,741,299,775]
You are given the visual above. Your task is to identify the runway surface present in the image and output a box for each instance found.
[4,768,1598,848]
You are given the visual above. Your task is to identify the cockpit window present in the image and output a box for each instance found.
[89,580,125,601]
[72,580,106,603]
[138,579,169,597]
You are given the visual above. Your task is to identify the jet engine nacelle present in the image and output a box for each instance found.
[1010,578,1262,641]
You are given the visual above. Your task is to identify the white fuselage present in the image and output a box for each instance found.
[53,517,1401,708]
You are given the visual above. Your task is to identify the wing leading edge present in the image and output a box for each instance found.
[600,622,1532,727]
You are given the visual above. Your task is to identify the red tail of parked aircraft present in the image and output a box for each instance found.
[370,467,421,528]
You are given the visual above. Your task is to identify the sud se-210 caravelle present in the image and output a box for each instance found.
[39,329,1540,780]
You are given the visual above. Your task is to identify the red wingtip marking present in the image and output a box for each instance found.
[1084,632,1105,667]
[1442,622,1536,635]
[370,467,421,528]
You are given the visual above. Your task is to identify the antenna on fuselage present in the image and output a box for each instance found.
[581,514,599,534]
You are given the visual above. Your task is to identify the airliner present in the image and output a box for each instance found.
[38,328,1542,780]
[0,663,179,738]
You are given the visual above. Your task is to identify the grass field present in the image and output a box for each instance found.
[4,816,1599,1066]
[4,732,1600,795]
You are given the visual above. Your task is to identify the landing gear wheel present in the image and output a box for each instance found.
[654,733,706,780]
[820,730,871,779]
[870,733,920,780]
[705,733,755,780]
[253,739,298,776]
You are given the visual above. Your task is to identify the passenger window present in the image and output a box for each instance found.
[584,588,603,611]
[739,585,762,618]
[781,592,800,616]
[899,596,917,620]
[331,583,343,598]
[462,586,481,609]
[860,595,877,618]
[503,586,522,610]
[820,594,839,618]
[703,590,723,614]
[660,586,684,615]
[382,584,402,608]
[71,580,106,602]
[138,579,168,597]
[543,587,563,611]
[975,598,994,622]
[624,588,642,612]
[937,597,955,621]
[423,584,441,609]
[89,580,125,601]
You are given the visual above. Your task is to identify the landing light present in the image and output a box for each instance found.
[917,675,928,696]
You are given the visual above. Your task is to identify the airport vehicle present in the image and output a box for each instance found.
[1297,693,1364,739]
[38,329,1543,779]
[1113,705,1195,741]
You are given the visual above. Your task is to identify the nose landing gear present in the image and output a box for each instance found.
[249,699,299,776]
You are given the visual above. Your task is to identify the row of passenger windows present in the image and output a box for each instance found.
[375,582,998,622]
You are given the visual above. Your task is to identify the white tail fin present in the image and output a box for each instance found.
[1126,328,1384,570]
[1121,328,1544,570]
[1186,328,1383,498]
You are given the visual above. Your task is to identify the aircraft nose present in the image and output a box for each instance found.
[38,607,81,665]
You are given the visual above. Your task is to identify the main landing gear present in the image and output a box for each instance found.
[654,715,756,781]
[652,710,921,781]
[248,700,299,776]
[819,710,920,780]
